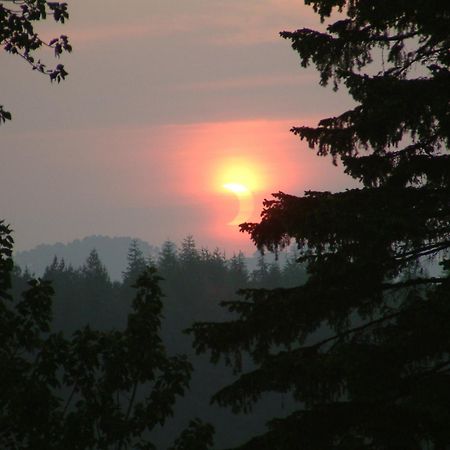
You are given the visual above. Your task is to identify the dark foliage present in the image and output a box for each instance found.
[167,419,215,450]
[8,236,305,449]
[189,2,450,449]
[1,225,204,450]
[0,0,71,122]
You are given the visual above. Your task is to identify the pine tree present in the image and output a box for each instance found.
[179,236,200,268]
[228,252,249,292]
[203,248,228,283]
[281,249,307,288]
[82,249,110,284]
[80,249,112,327]
[122,240,148,287]
[190,2,450,449]
[158,240,179,277]
[250,254,270,287]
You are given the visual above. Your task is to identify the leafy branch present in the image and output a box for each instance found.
[0,0,71,123]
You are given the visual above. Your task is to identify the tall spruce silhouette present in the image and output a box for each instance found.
[190,1,450,449]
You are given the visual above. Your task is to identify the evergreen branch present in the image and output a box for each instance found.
[381,277,447,290]
[368,31,418,42]
[385,44,449,77]
[311,310,401,351]
[305,277,445,353]
[428,360,450,375]
[397,240,450,262]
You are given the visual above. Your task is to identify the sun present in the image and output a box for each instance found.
[213,157,265,193]
[210,156,266,225]
[222,182,254,225]
[223,182,251,195]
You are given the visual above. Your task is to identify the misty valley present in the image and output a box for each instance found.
[7,234,307,449]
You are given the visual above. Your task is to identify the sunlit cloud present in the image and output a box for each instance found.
[61,24,151,45]
[44,0,321,48]
[2,117,355,253]
[3,0,353,255]
[176,73,317,92]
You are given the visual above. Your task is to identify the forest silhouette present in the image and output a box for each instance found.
[2,0,450,449]
[5,232,306,449]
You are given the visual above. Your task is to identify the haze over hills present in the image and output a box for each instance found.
[14,235,159,281]
[10,232,304,449]
[14,234,288,281]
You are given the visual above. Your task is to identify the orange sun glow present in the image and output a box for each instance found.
[222,182,253,224]
[214,159,264,225]
[214,158,265,193]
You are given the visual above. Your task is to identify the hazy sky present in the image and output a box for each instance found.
[2,0,356,254]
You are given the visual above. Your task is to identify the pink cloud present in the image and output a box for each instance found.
[176,72,317,92]
[64,24,150,45]
[2,117,356,254]
[40,0,322,48]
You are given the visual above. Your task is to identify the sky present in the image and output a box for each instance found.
[1,0,357,255]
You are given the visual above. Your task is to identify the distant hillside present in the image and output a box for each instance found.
[14,234,293,283]
[14,235,159,281]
